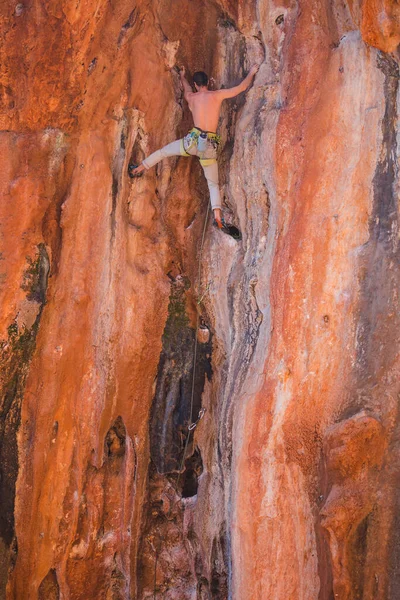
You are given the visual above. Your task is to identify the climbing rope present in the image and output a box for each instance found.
[175,200,210,493]
[152,202,210,598]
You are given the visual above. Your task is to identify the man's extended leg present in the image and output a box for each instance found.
[200,160,223,227]
[129,139,188,176]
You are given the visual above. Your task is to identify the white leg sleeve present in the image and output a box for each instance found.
[142,139,187,169]
[201,162,222,210]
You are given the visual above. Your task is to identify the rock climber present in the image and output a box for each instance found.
[128,64,259,235]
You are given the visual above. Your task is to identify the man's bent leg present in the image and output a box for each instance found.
[129,139,187,176]
[143,139,187,169]
[200,161,223,227]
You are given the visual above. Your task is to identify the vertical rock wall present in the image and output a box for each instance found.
[0,0,399,598]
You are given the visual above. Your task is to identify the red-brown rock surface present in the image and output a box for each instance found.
[1,0,399,598]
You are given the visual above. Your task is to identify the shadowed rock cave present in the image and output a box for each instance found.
[149,276,212,475]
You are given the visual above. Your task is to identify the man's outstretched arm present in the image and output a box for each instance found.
[217,64,259,100]
[179,66,193,101]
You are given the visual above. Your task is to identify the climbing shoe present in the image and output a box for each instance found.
[128,163,144,179]
[213,218,242,241]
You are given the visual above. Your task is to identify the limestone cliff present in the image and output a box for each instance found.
[1,0,399,598]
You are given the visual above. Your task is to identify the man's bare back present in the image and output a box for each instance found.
[181,65,258,132]
[186,91,224,133]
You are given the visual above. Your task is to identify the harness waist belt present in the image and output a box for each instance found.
[191,126,220,142]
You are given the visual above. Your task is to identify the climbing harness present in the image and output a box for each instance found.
[182,127,221,165]
[184,126,221,148]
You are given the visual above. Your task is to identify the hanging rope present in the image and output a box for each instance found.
[175,200,210,493]
[153,203,210,600]
[152,202,210,598]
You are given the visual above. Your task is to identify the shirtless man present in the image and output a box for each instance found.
[129,64,259,229]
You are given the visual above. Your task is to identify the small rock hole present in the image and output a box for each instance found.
[181,447,203,498]
[87,57,97,75]
[105,416,126,458]
[38,569,59,600]
[51,421,58,441]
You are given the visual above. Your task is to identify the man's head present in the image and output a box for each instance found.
[193,71,208,91]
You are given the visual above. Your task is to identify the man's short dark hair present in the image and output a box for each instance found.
[193,71,208,87]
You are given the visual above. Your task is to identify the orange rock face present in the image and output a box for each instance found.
[0,0,399,599]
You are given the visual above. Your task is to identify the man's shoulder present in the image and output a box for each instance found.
[185,90,195,104]
[208,89,226,101]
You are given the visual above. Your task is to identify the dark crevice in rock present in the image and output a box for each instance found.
[337,50,400,598]
[128,126,146,174]
[149,277,212,475]
[353,51,399,385]
[87,57,97,75]
[108,555,128,600]
[22,243,50,305]
[120,129,126,150]
[197,576,211,599]
[138,272,212,596]
[111,173,119,242]
[117,8,141,48]
[217,13,237,30]
[210,525,228,599]
[350,512,371,599]
[38,568,60,600]
[42,149,74,278]
[371,54,399,244]
[0,244,49,561]
[180,447,203,498]
[111,117,128,244]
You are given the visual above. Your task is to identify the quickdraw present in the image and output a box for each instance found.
[188,407,206,431]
